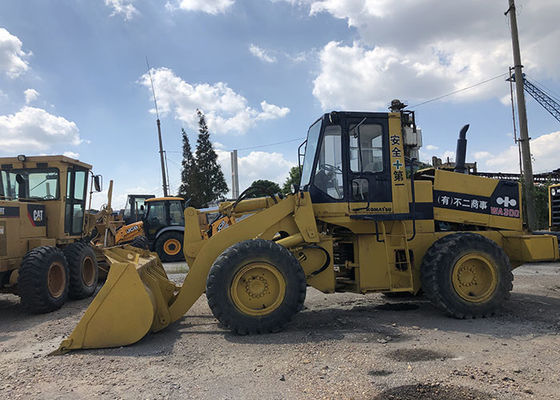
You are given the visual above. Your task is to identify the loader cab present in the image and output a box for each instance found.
[122,194,155,224]
[143,197,186,238]
[300,112,396,207]
[0,155,96,239]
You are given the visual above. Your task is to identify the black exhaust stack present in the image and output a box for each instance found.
[454,124,470,174]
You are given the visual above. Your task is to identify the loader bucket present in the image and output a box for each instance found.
[52,246,178,354]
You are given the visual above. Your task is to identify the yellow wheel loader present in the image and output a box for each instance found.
[0,155,106,313]
[55,105,559,353]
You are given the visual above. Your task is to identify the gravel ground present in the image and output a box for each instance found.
[1,262,560,399]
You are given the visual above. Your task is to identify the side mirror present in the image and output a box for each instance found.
[93,175,103,192]
[290,184,300,194]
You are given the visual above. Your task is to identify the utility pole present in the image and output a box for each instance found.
[506,0,536,231]
[230,150,239,199]
[146,58,169,197]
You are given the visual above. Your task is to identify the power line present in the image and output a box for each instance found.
[410,72,509,108]
[234,137,305,152]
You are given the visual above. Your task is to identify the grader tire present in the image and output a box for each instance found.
[206,239,306,334]
[18,246,69,313]
[421,233,513,318]
[64,242,99,299]
[130,235,150,250]
[155,231,184,262]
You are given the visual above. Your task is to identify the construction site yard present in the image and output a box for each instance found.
[1,262,560,400]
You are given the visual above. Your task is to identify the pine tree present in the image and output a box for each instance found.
[194,109,228,207]
[177,128,199,203]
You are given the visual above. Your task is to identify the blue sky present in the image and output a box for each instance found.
[1,0,559,209]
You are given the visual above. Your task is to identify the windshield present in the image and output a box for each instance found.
[300,119,322,188]
[0,168,60,201]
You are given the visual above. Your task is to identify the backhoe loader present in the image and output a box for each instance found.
[55,104,559,353]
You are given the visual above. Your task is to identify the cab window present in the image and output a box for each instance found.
[313,125,343,199]
[168,201,184,226]
[350,123,384,173]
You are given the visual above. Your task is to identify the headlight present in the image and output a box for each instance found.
[552,188,557,196]
[17,154,26,162]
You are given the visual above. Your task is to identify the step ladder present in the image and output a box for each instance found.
[379,220,414,292]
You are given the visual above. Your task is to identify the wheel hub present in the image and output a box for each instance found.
[164,239,181,256]
[452,253,498,303]
[245,275,269,299]
[48,262,66,299]
[230,262,286,316]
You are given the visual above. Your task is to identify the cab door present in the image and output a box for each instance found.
[345,115,392,207]
[64,167,88,235]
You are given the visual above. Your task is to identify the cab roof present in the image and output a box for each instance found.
[0,155,92,170]
[145,197,184,202]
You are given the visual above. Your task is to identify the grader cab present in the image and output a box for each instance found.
[0,155,108,313]
[56,107,559,353]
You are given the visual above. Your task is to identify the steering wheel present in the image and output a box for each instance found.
[318,164,343,198]
[320,163,342,174]
[43,194,55,200]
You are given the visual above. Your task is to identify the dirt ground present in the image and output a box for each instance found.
[1,262,560,400]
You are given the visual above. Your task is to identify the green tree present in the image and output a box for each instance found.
[177,128,199,202]
[246,179,282,198]
[193,109,228,207]
[282,166,301,194]
[534,182,551,229]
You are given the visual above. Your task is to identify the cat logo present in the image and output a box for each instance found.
[27,204,46,227]
[33,209,44,223]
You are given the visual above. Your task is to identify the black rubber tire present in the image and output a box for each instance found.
[18,246,69,313]
[206,239,307,334]
[130,235,150,250]
[63,242,99,300]
[420,233,513,318]
[155,231,184,262]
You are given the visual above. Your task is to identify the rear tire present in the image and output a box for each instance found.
[130,235,150,250]
[63,242,99,299]
[155,231,184,262]
[206,239,306,334]
[421,233,513,318]
[18,246,69,313]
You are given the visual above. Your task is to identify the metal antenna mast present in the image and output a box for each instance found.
[505,0,536,231]
[146,57,169,197]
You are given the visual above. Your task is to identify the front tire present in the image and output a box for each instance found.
[63,242,99,299]
[130,235,150,250]
[18,246,69,313]
[421,233,513,318]
[206,239,306,334]
[155,231,184,262]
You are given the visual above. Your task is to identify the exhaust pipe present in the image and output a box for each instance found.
[454,124,470,174]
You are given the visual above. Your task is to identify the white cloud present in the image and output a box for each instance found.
[90,184,161,210]
[473,151,492,160]
[216,149,294,195]
[104,0,139,20]
[0,106,81,154]
[139,67,289,134]
[24,88,39,104]
[249,44,277,64]
[169,0,234,14]
[291,0,560,110]
[63,151,80,159]
[480,131,560,173]
[424,144,438,151]
[0,28,31,78]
